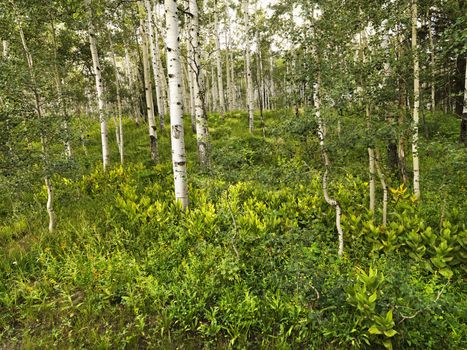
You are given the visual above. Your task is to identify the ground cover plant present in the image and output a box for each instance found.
[1,109,466,349]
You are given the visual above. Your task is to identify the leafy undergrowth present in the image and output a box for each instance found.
[0,110,466,349]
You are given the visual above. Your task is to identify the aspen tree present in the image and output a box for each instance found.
[152,4,169,119]
[214,1,225,117]
[411,0,420,200]
[141,22,159,162]
[50,22,72,160]
[225,26,233,111]
[108,33,124,164]
[2,40,9,58]
[144,0,165,130]
[166,0,189,209]
[188,0,210,167]
[461,55,467,145]
[86,0,110,170]
[243,0,254,132]
[16,14,56,232]
[124,47,141,126]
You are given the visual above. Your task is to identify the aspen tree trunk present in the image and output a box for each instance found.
[153,4,169,118]
[186,59,197,133]
[17,19,56,233]
[211,65,218,112]
[428,14,435,111]
[225,28,233,112]
[412,0,421,200]
[188,0,210,167]
[109,34,124,164]
[166,0,189,209]
[141,22,159,162]
[269,56,274,109]
[124,47,141,126]
[2,40,9,58]
[243,0,254,132]
[314,77,344,257]
[214,3,225,117]
[86,0,109,170]
[461,56,467,145]
[230,50,236,109]
[375,149,388,226]
[359,31,376,212]
[51,22,72,160]
[145,0,165,130]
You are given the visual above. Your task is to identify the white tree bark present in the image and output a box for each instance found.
[2,39,9,58]
[124,47,141,126]
[243,0,254,132]
[412,0,421,200]
[145,0,165,130]
[141,22,159,162]
[109,33,124,165]
[188,0,210,167]
[214,4,225,116]
[314,78,344,257]
[211,65,218,112]
[166,0,189,209]
[225,27,233,111]
[51,22,72,160]
[428,14,435,111]
[17,18,56,233]
[375,149,388,226]
[86,0,109,170]
[153,4,169,120]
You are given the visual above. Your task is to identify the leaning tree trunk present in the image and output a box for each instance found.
[141,21,159,163]
[411,0,420,200]
[314,76,344,257]
[86,0,109,170]
[17,17,56,233]
[243,0,254,132]
[166,0,189,209]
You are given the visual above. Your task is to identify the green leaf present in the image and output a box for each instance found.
[384,329,397,337]
[368,291,377,303]
[368,325,383,335]
[383,339,393,350]
[439,268,453,279]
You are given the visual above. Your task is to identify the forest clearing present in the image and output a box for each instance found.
[0,0,466,349]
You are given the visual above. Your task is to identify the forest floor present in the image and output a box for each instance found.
[0,109,466,349]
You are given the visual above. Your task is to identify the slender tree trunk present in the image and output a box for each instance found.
[225,29,232,112]
[230,50,236,109]
[2,39,8,58]
[428,14,435,112]
[244,0,254,132]
[186,59,197,133]
[17,18,56,232]
[412,0,421,200]
[188,0,210,167]
[51,22,72,160]
[166,0,189,209]
[145,0,165,131]
[375,149,388,226]
[141,22,159,162]
[461,55,467,145]
[314,76,343,257]
[86,0,109,170]
[211,65,218,112]
[214,4,225,117]
[153,4,169,117]
[124,47,141,127]
[109,34,124,165]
